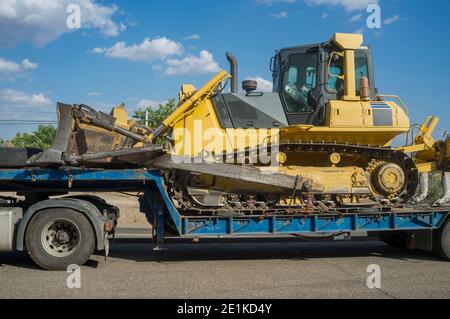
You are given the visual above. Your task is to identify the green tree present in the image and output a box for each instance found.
[0,138,4,147]
[11,125,57,150]
[133,99,176,128]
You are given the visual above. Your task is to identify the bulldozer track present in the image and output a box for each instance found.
[168,141,420,215]
[213,141,419,202]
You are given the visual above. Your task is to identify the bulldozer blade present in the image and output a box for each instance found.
[150,154,313,191]
[28,103,75,166]
[28,103,159,168]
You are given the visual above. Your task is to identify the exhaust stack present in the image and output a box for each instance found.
[226,52,238,93]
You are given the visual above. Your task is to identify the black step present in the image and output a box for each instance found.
[0,148,42,168]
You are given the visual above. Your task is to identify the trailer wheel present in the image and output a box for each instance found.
[25,208,96,270]
[433,219,450,261]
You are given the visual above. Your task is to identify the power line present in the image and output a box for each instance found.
[0,120,57,125]
[0,123,57,125]
[0,110,56,114]
[0,120,57,122]
[0,122,57,124]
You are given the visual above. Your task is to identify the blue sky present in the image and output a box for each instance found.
[0,0,449,140]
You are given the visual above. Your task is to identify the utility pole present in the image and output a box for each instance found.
[145,109,149,127]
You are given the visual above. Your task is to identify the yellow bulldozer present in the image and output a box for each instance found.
[26,33,450,212]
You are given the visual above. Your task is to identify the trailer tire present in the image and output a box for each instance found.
[433,219,450,261]
[25,208,96,270]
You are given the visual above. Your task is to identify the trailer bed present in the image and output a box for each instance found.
[0,168,448,238]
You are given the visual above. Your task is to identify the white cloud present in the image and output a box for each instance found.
[384,15,400,26]
[0,88,56,139]
[91,37,183,62]
[136,99,168,110]
[246,77,273,92]
[349,13,363,22]
[321,12,330,19]
[183,34,200,40]
[164,50,220,75]
[88,92,102,97]
[257,0,296,5]
[0,57,38,81]
[91,36,220,77]
[0,88,51,107]
[0,0,124,47]
[271,11,289,19]
[305,0,378,12]
[151,64,163,72]
[22,58,38,70]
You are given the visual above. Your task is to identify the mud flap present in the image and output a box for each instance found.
[409,230,433,252]
[104,232,110,261]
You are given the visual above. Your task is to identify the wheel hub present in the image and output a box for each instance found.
[56,230,70,244]
[372,163,406,196]
[41,219,81,258]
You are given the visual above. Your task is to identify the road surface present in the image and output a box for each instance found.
[0,230,449,299]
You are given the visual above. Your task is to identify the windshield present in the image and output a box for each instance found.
[282,52,318,113]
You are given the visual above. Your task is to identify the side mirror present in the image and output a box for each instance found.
[280,59,289,72]
[270,56,276,73]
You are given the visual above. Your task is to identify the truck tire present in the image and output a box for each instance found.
[0,147,42,167]
[433,218,450,261]
[25,208,96,270]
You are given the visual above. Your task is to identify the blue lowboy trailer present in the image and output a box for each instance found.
[0,168,449,270]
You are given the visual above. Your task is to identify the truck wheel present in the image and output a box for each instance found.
[433,218,450,261]
[25,208,96,270]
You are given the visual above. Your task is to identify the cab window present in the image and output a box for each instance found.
[327,54,344,92]
[282,52,318,113]
[326,51,370,95]
[355,52,369,95]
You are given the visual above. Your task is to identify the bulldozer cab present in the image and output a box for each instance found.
[209,34,379,131]
[271,34,376,126]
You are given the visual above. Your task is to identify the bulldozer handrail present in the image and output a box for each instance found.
[378,94,409,114]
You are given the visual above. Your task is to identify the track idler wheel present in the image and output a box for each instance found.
[372,163,406,197]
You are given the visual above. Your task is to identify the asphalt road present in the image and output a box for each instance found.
[1,232,449,299]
